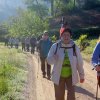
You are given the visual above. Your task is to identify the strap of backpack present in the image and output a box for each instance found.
[54,43,58,55]
[72,44,77,57]
[54,43,77,56]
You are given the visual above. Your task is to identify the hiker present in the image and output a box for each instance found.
[38,31,52,80]
[60,17,70,34]
[36,35,42,52]
[92,39,100,71]
[47,28,85,100]
[91,37,100,100]
[21,37,26,51]
[15,38,19,49]
[4,37,9,47]
[30,36,36,54]
[9,37,14,48]
[25,37,30,52]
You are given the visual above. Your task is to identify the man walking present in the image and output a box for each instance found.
[38,31,52,80]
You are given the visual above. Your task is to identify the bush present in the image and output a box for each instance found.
[0,46,27,99]
[0,77,8,95]
[78,34,89,51]
[51,35,57,43]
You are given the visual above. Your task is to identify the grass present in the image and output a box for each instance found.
[0,44,28,100]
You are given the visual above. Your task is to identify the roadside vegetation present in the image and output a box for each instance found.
[0,44,28,100]
[75,35,98,62]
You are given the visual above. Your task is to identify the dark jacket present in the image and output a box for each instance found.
[92,42,100,67]
[38,38,52,58]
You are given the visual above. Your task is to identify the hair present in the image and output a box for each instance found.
[61,28,72,35]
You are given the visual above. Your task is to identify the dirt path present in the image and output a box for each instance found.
[24,52,100,100]
[23,53,37,100]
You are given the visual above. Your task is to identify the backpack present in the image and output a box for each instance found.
[54,42,77,56]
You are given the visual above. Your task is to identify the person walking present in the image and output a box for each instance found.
[15,38,19,49]
[92,37,100,72]
[91,37,100,100]
[47,28,85,100]
[25,37,30,52]
[21,37,26,51]
[38,31,52,80]
[30,36,36,54]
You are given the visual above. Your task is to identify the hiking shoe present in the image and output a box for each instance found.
[43,75,46,78]
[47,77,51,80]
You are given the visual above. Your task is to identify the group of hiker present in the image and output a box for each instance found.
[4,20,100,100]
[21,36,37,53]
[4,36,37,53]
[5,37,20,49]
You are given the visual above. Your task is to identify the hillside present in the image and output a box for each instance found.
[50,9,100,30]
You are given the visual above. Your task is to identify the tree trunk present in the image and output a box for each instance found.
[51,0,54,16]
[74,0,76,8]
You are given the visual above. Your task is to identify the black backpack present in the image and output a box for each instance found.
[54,43,77,56]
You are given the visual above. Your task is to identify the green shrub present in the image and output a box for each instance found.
[0,77,8,95]
[51,35,57,43]
[0,45,27,99]
[78,34,89,51]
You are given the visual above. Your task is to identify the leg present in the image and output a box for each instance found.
[65,76,75,100]
[23,44,25,51]
[30,45,33,54]
[54,77,65,100]
[40,57,46,77]
[22,43,24,51]
[47,62,51,79]
[27,44,30,52]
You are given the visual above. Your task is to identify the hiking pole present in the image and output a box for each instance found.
[96,71,100,100]
[96,77,99,100]
[92,65,100,100]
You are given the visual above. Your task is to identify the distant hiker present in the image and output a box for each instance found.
[25,37,30,52]
[91,37,100,100]
[9,37,14,48]
[36,35,42,52]
[47,28,85,100]
[15,38,19,49]
[92,38,100,72]
[21,37,26,51]
[60,21,70,35]
[30,36,36,54]
[38,31,52,80]
[5,37,9,46]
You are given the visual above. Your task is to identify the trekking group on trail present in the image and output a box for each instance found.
[4,19,100,100]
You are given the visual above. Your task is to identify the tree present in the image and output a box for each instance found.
[24,0,49,18]
[51,0,54,16]
[83,0,100,9]
[7,9,49,37]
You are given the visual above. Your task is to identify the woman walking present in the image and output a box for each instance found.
[47,28,85,100]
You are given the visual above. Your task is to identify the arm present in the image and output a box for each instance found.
[47,43,57,65]
[76,45,85,81]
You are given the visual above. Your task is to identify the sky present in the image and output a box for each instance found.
[0,0,50,22]
[0,0,25,22]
